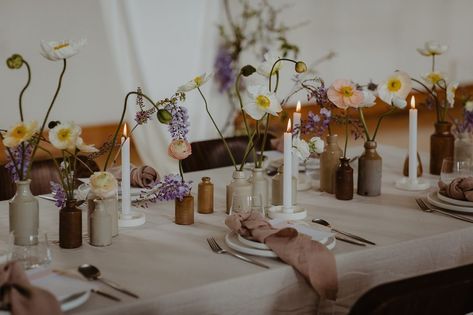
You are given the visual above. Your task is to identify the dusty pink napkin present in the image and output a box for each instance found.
[225,211,338,300]
[0,262,62,315]
[109,165,159,188]
[439,177,473,201]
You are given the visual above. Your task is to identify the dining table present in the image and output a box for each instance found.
[1,144,473,315]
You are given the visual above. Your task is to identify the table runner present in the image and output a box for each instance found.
[0,145,472,315]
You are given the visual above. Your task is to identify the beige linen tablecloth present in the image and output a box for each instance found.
[1,145,473,315]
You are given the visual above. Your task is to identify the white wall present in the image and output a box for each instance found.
[1,0,473,131]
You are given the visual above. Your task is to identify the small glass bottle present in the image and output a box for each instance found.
[198,177,214,214]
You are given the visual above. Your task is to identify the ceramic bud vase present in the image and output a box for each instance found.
[357,141,382,196]
[198,177,213,214]
[335,157,353,200]
[9,180,39,246]
[89,199,112,247]
[226,171,252,214]
[87,193,119,237]
[271,165,297,206]
[454,132,473,162]
[59,199,82,249]
[320,134,343,194]
[250,168,269,207]
[430,122,454,175]
[175,195,194,225]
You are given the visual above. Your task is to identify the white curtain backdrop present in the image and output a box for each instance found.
[99,0,228,174]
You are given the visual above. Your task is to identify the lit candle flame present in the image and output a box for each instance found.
[123,123,128,137]
[296,100,301,113]
[287,119,292,133]
[410,96,416,109]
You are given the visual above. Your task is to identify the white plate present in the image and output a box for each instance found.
[427,191,473,213]
[226,232,335,258]
[437,191,473,207]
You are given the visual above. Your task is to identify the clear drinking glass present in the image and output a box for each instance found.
[229,193,264,216]
[0,232,13,265]
[440,158,473,184]
[11,231,52,270]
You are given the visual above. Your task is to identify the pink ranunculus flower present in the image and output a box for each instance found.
[168,139,192,160]
[327,79,364,109]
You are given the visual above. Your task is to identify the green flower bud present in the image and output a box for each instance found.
[240,65,256,77]
[6,54,24,69]
[157,109,173,124]
[295,61,307,73]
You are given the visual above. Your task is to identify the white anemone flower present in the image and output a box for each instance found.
[177,73,212,92]
[377,71,412,106]
[359,90,377,108]
[257,52,283,77]
[417,40,448,56]
[308,136,324,154]
[76,137,98,153]
[392,96,407,109]
[49,122,81,151]
[292,137,310,161]
[2,121,38,148]
[40,39,86,61]
[421,71,446,87]
[447,81,459,107]
[243,85,281,120]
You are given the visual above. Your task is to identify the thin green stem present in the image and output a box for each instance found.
[197,87,237,170]
[103,91,158,171]
[37,146,67,190]
[268,58,297,92]
[259,114,270,167]
[239,129,258,171]
[19,61,31,122]
[358,108,371,141]
[179,160,184,181]
[343,109,348,159]
[372,107,396,141]
[235,73,250,137]
[273,71,280,93]
[432,55,435,73]
[27,59,67,178]
[411,77,441,122]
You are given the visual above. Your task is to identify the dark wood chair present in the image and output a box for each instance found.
[181,135,274,172]
[348,263,473,315]
[0,156,99,201]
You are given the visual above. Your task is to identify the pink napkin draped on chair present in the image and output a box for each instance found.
[225,211,338,300]
[439,177,473,201]
[0,262,62,315]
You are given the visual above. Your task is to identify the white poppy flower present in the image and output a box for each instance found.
[447,81,459,107]
[292,137,310,161]
[377,71,412,106]
[40,39,86,61]
[392,96,407,109]
[76,137,98,153]
[177,73,212,92]
[417,41,448,56]
[2,121,38,148]
[465,101,473,112]
[243,85,281,120]
[359,90,377,108]
[309,136,325,154]
[49,122,81,151]
[421,71,446,87]
[257,52,283,77]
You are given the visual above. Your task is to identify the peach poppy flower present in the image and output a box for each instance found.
[327,79,364,109]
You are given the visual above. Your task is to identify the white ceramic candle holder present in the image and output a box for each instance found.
[119,205,146,227]
[395,177,430,191]
[267,205,307,220]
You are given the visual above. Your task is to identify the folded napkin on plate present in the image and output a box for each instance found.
[438,177,473,201]
[0,262,62,315]
[109,165,159,188]
[225,211,338,300]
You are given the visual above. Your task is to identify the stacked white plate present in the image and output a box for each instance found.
[225,221,336,258]
[426,191,473,213]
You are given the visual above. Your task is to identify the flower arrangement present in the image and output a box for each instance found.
[89,172,118,200]
[1,40,85,182]
[413,41,458,122]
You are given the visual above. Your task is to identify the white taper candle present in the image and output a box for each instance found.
[121,124,131,217]
[283,119,293,210]
[409,96,417,183]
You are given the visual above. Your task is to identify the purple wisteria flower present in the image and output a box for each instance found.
[214,47,235,93]
[308,81,329,106]
[165,103,190,141]
[455,109,473,134]
[50,181,66,208]
[149,174,192,202]
[135,108,156,125]
[4,143,32,182]
[301,109,331,136]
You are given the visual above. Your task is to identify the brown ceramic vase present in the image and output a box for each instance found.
[175,195,194,225]
[59,199,82,249]
[430,122,454,175]
[335,157,353,200]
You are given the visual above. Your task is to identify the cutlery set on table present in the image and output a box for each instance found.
[416,191,473,224]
